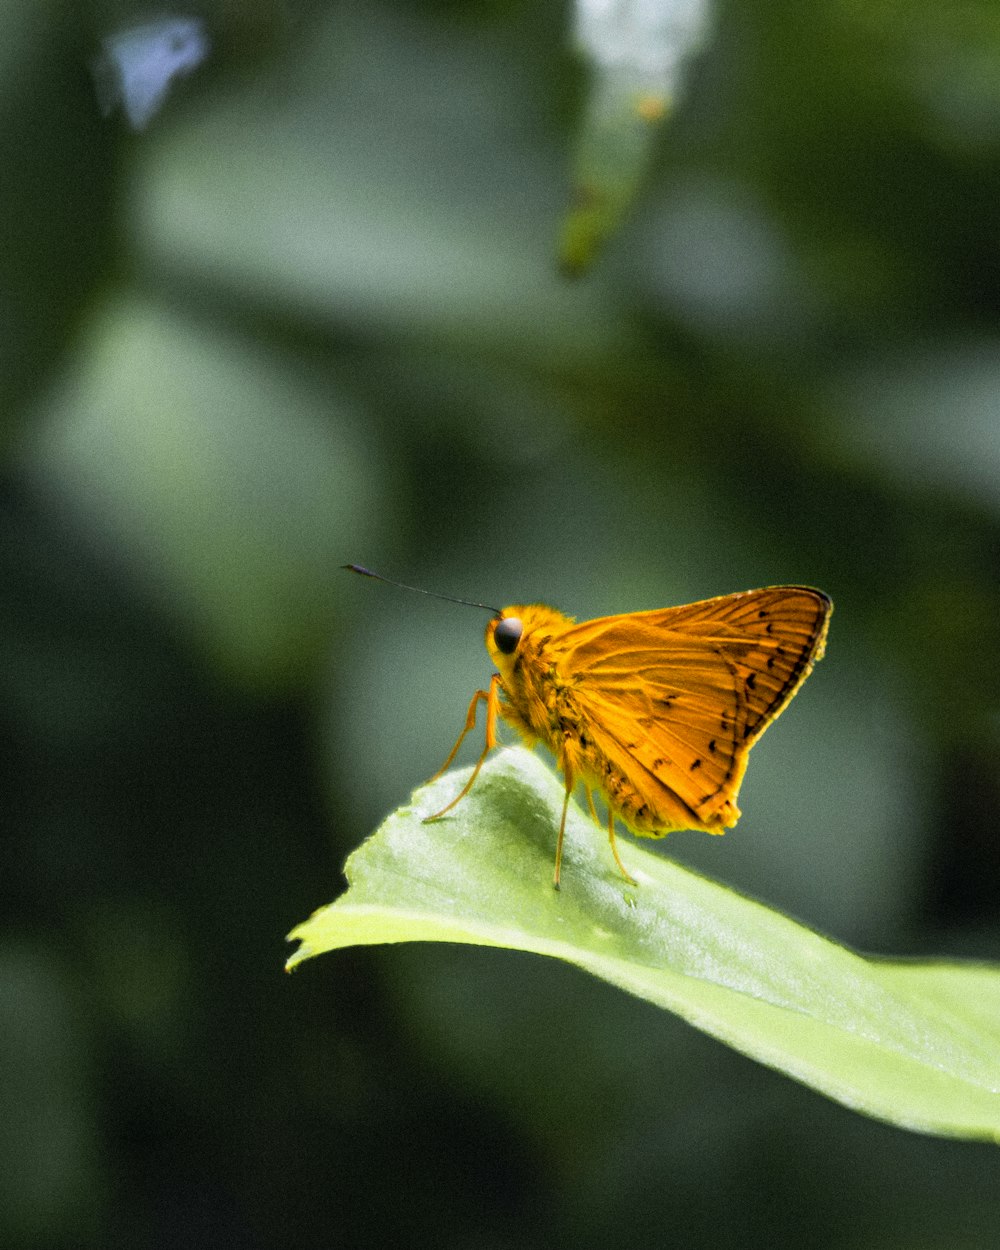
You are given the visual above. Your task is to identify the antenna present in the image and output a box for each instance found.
[344,565,501,616]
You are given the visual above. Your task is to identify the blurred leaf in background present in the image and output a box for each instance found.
[561,0,713,273]
[2,0,999,1247]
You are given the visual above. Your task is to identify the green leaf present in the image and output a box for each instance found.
[288,747,1000,1142]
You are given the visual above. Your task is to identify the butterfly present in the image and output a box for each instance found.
[347,568,831,888]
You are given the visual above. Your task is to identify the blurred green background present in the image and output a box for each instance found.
[3,0,999,1246]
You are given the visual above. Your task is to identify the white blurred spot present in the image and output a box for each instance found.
[573,0,712,97]
[93,17,209,130]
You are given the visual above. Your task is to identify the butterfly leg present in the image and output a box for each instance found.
[579,780,637,886]
[425,684,490,784]
[425,673,501,822]
[608,808,638,887]
[553,767,575,891]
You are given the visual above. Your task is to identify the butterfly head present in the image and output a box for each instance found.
[485,603,575,679]
[485,610,523,674]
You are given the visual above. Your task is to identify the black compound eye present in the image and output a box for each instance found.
[493,616,523,655]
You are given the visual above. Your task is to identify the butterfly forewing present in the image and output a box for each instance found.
[554,587,830,835]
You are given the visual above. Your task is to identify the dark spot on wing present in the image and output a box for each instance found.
[690,758,702,771]
[746,672,756,690]
[708,738,717,754]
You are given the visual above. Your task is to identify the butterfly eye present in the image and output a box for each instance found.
[493,616,523,655]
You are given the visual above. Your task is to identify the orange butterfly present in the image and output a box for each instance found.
[347,568,831,888]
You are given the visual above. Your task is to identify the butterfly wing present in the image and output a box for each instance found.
[555,587,831,836]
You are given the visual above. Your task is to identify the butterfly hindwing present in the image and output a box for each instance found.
[564,636,750,833]
[555,587,830,835]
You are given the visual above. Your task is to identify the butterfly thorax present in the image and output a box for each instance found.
[485,602,670,833]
